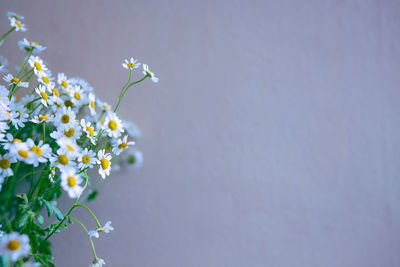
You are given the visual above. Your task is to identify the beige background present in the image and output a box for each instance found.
[2,0,400,266]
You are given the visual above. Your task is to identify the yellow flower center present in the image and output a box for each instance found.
[51,167,56,177]
[52,88,60,97]
[97,227,106,233]
[82,154,91,164]
[7,111,10,118]
[15,96,21,101]
[38,115,49,121]
[61,114,70,124]
[64,128,75,137]
[90,101,95,109]
[40,91,48,101]
[30,41,39,46]
[103,104,110,110]
[108,120,117,131]
[30,146,43,157]
[118,142,128,149]
[34,62,42,71]
[64,100,73,107]
[86,126,95,136]
[58,154,69,165]
[42,76,50,84]
[16,110,21,119]
[0,159,10,169]
[7,240,21,251]
[74,92,81,100]
[127,63,135,68]
[61,80,68,88]
[15,20,22,29]
[11,139,22,144]
[67,145,75,151]
[101,158,109,170]
[11,77,20,84]
[18,150,29,159]
[67,176,77,187]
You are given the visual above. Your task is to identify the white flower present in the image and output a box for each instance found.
[80,119,97,145]
[112,135,135,155]
[125,148,143,169]
[0,232,30,262]
[60,168,83,198]
[143,64,159,83]
[50,151,76,171]
[88,221,114,238]
[96,149,112,179]
[28,56,47,76]
[31,114,53,124]
[89,258,105,267]
[50,123,82,141]
[54,106,77,130]
[122,57,140,70]
[0,85,10,109]
[68,85,85,106]
[97,99,111,112]
[37,71,53,85]
[56,137,80,158]
[3,74,29,88]
[9,103,29,129]
[7,12,24,21]
[49,167,56,183]
[57,73,70,90]
[22,261,41,267]
[78,148,96,170]
[18,38,46,54]
[26,139,52,167]
[13,142,33,164]
[103,112,124,138]
[0,56,8,74]
[88,93,96,115]
[9,17,26,32]
[35,84,50,107]
[0,153,17,178]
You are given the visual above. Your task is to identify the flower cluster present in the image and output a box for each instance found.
[0,12,155,266]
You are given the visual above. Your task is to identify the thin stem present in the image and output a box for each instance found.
[75,204,101,227]
[68,216,98,259]
[16,49,33,77]
[0,27,15,47]
[113,75,148,112]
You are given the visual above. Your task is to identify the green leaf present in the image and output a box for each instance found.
[54,208,64,221]
[87,190,98,202]
[36,214,44,225]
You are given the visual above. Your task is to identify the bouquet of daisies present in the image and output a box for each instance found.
[0,12,158,267]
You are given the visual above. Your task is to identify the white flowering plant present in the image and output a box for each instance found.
[0,12,157,266]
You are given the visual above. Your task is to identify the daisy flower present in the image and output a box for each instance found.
[3,74,29,88]
[88,93,96,115]
[112,135,135,155]
[3,134,22,152]
[122,57,140,70]
[0,85,10,108]
[49,167,56,183]
[57,73,70,90]
[143,64,159,83]
[103,112,124,138]
[125,148,144,169]
[9,17,26,32]
[80,119,97,145]
[54,106,77,130]
[50,123,82,141]
[96,149,112,179]
[0,153,17,178]
[89,258,105,267]
[97,99,111,112]
[0,232,30,261]
[13,142,33,164]
[50,151,76,171]
[31,114,53,124]
[78,148,96,170]
[0,56,8,74]
[88,221,114,238]
[35,84,50,107]
[9,102,29,129]
[37,70,53,85]
[26,139,52,167]
[28,56,47,76]
[60,168,83,199]
[18,38,46,54]
[68,85,85,106]
[56,137,80,158]
[7,12,24,21]
[0,121,9,133]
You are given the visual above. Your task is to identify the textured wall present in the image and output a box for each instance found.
[1,0,400,266]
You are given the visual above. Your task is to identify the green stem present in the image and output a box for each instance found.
[113,75,148,112]
[75,204,101,227]
[0,27,15,47]
[68,216,98,259]
[16,50,33,77]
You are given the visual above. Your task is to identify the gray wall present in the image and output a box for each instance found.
[2,0,400,266]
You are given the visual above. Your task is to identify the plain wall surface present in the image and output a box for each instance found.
[1,0,400,266]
